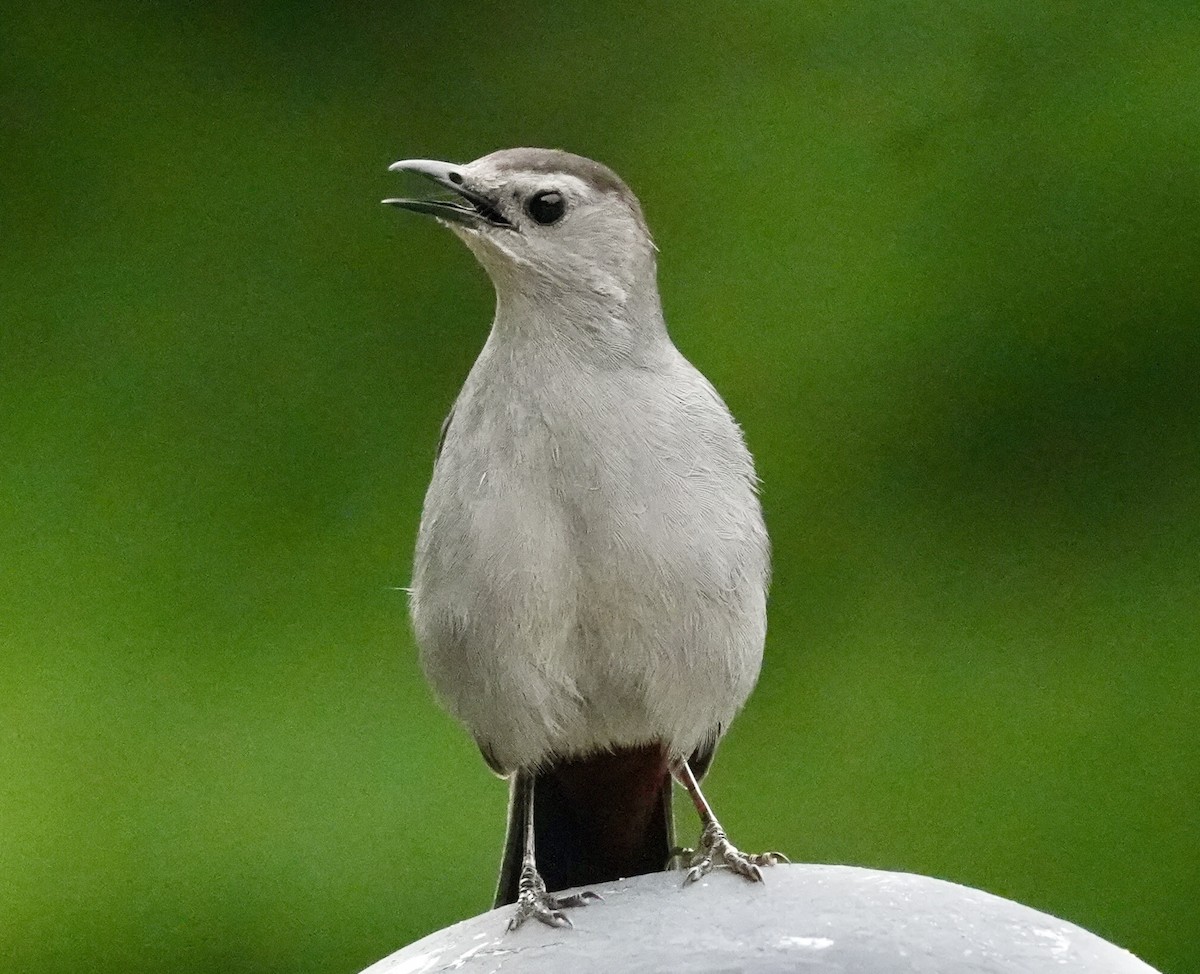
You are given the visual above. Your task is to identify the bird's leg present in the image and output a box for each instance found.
[669,757,788,885]
[507,770,602,931]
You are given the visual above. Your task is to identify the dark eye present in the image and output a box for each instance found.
[526,190,566,225]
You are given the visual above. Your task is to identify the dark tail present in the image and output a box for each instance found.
[495,743,674,906]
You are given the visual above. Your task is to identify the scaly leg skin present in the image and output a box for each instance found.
[679,820,788,885]
[669,757,789,886]
[508,860,602,931]
[507,770,601,931]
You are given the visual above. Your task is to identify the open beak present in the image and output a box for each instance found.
[383,159,513,228]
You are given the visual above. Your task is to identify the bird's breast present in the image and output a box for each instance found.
[410,351,768,767]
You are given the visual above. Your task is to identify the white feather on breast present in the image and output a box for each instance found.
[410,338,769,773]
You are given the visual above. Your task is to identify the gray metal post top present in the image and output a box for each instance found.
[362,864,1158,974]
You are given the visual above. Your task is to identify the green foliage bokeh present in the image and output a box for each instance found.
[2,2,1197,972]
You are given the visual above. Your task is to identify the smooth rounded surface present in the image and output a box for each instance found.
[361,864,1158,973]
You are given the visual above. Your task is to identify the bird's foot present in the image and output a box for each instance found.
[667,845,696,870]
[507,863,601,931]
[679,822,788,885]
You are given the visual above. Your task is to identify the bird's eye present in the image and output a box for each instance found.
[526,190,566,225]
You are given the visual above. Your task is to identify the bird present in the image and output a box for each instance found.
[384,148,784,931]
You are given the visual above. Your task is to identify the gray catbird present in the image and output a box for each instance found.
[385,148,784,930]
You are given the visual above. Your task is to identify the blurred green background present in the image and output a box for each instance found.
[3,1,1198,971]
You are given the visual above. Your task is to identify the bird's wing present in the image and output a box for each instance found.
[434,403,455,462]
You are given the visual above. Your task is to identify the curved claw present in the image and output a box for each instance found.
[507,872,600,932]
[679,826,784,887]
[555,890,604,908]
[507,907,571,931]
[508,898,574,931]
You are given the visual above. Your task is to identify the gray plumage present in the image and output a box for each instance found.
[404,149,769,774]
[387,149,777,921]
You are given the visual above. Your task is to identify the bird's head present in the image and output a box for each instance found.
[385,148,660,325]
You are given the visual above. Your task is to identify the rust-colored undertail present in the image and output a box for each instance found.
[495,743,675,906]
